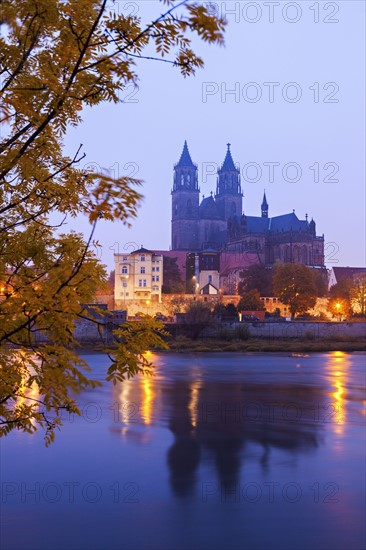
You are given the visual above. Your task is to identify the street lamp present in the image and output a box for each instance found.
[146,299,150,314]
[192,275,196,295]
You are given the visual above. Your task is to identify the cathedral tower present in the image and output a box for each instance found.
[261,191,269,218]
[171,141,200,250]
[215,144,242,221]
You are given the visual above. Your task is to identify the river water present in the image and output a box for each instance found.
[1,352,365,550]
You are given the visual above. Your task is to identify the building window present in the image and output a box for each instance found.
[121,265,128,274]
[152,276,155,282]
[122,281,127,287]
[123,256,128,261]
[126,292,129,297]
[140,267,145,274]
[156,267,160,272]
[155,276,159,282]
[141,255,145,262]
[208,275,212,283]
[152,267,155,272]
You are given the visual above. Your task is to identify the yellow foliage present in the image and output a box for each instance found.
[0,0,225,443]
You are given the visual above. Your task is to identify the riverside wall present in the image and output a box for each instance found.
[219,321,366,340]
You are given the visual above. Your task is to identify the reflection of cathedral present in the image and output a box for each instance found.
[112,362,325,498]
[171,141,325,267]
[165,379,323,496]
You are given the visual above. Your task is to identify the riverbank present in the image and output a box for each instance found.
[167,337,366,353]
[77,337,366,354]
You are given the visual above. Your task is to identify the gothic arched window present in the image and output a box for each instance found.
[231,202,236,215]
[181,174,184,186]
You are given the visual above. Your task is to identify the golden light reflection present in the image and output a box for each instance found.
[361,400,366,417]
[16,377,40,426]
[189,380,201,428]
[140,377,154,425]
[119,376,131,408]
[327,351,349,435]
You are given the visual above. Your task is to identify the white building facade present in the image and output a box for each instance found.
[114,247,163,311]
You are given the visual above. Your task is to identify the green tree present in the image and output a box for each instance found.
[168,295,189,316]
[238,264,273,296]
[213,302,226,317]
[237,290,264,312]
[224,302,238,316]
[185,301,213,323]
[350,274,366,315]
[327,278,353,319]
[0,0,225,443]
[213,302,238,318]
[272,264,317,319]
[162,256,184,294]
[185,301,214,339]
[313,269,328,297]
[107,270,115,294]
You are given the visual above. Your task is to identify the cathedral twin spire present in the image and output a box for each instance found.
[176,140,195,168]
[216,142,241,196]
[173,140,198,191]
[219,143,237,172]
[174,142,272,218]
[174,140,242,196]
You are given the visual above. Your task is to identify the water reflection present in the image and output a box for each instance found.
[326,351,349,434]
[165,380,324,497]
[3,352,365,550]
[141,377,154,425]
[112,359,328,498]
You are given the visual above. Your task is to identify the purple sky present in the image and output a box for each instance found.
[64,0,365,272]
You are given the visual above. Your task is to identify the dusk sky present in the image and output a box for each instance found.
[64,0,365,272]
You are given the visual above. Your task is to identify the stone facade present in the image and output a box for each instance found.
[171,141,325,268]
[114,247,163,310]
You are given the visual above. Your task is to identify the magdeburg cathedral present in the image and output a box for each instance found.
[171,141,325,267]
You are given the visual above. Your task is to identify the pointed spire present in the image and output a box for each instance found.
[177,140,194,167]
[220,143,237,172]
[261,190,268,208]
[261,190,269,218]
